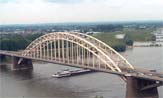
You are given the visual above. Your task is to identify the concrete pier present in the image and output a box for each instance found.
[0,54,6,62]
[12,56,33,70]
[126,76,159,98]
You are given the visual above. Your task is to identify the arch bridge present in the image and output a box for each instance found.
[0,32,163,98]
[23,32,134,73]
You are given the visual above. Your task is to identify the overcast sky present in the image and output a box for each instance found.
[0,0,163,24]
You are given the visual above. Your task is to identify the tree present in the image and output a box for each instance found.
[124,34,134,46]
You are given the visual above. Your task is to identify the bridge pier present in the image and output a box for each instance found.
[0,54,6,62]
[12,56,33,71]
[126,76,159,98]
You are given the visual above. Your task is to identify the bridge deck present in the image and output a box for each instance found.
[0,50,163,82]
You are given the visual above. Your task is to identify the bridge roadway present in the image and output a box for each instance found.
[1,50,163,82]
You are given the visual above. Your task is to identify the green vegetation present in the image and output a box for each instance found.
[0,34,29,51]
[0,33,43,51]
[25,33,44,42]
[93,28,155,51]
[93,32,124,46]
[92,32,127,52]
[123,28,155,41]
[0,28,155,52]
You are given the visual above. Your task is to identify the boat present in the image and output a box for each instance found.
[52,69,71,78]
[52,69,94,78]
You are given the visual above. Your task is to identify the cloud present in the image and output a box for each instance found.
[0,0,84,4]
[45,0,83,4]
[0,0,14,3]
[0,0,162,24]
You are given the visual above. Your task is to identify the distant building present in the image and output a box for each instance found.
[70,30,80,32]
[115,34,125,39]
[153,28,163,42]
[139,26,146,29]
[86,32,101,35]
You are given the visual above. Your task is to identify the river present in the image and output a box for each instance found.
[0,47,163,98]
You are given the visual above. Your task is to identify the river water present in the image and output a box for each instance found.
[0,47,163,98]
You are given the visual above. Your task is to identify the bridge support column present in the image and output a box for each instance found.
[0,54,6,62]
[126,76,159,98]
[12,56,33,71]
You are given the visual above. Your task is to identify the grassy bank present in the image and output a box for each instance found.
[92,28,155,51]
[92,32,126,52]
[123,28,155,41]
[0,28,155,52]
[92,31,124,46]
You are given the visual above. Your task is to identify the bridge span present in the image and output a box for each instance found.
[0,32,163,98]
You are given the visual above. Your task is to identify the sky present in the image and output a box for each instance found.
[0,0,163,24]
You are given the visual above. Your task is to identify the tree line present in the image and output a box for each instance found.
[0,33,43,51]
[0,32,133,52]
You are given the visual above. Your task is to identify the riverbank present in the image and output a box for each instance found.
[133,41,163,47]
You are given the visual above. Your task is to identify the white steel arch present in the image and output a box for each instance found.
[71,32,134,69]
[22,32,134,72]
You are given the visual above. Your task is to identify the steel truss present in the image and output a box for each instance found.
[22,32,134,72]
